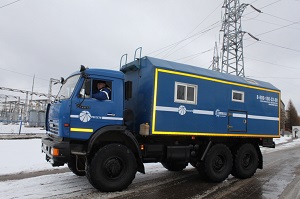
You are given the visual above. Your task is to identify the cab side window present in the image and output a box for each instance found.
[92,79,112,100]
[79,79,91,99]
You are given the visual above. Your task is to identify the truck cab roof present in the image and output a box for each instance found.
[69,67,124,80]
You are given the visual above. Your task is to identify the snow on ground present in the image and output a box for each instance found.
[0,124,63,175]
[0,123,44,134]
[0,139,62,176]
[273,135,293,145]
[0,123,299,176]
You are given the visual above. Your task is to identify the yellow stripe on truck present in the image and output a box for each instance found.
[70,128,93,133]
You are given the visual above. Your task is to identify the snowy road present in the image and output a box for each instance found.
[1,137,300,198]
[2,145,300,199]
[0,163,197,199]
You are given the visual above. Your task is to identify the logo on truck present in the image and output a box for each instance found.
[215,109,227,117]
[79,111,92,122]
[178,105,187,115]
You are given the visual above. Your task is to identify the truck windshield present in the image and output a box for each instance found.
[57,75,80,100]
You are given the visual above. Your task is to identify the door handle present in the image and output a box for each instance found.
[107,113,116,117]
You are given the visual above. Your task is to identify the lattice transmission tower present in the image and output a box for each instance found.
[220,0,260,77]
[209,42,220,72]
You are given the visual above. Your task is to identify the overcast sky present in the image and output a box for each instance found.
[0,0,299,111]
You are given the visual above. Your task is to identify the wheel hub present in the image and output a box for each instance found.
[213,155,225,171]
[104,158,122,178]
[242,154,252,168]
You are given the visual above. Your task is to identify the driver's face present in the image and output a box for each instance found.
[97,83,105,89]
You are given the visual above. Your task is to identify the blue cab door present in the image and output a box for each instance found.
[69,77,124,140]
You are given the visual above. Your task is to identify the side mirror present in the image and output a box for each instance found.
[80,65,86,72]
[60,77,65,84]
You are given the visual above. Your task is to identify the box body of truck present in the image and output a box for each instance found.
[122,57,280,138]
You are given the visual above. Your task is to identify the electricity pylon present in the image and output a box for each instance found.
[220,0,261,77]
[209,42,220,72]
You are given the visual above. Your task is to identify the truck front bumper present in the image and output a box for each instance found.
[41,136,70,166]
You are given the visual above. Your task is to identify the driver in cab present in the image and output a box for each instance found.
[92,81,111,100]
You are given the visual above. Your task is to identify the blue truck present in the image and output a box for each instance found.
[42,56,280,192]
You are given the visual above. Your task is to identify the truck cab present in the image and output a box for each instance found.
[44,67,124,139]
[42,66,144,188]
[65,68,124,141]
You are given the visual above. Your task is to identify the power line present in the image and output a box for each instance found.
[244,2,300,32]
[149,21,221,57]
[248,76,300,79]
[260,0,283,9]
[0,87,51,98]
[162,2,223,58]
[242,0,300,35]
[162,22,220,59]
[243,20,300,41]
[173,48,213,62]
[244,17,300,31]
[0,67,32,78]
[246,57,300,70]
[243,12,260,21]
[256,20,300,37]
[243,0,282,17]
[245,38,300,54]
[0,0,21,9]
[250,0,260,3]
[260,40,300,53]
[264,12,300,24]
[147,2,223,58]
[185,2,223,38]
[0,67,49,81]
[242,18,300,50]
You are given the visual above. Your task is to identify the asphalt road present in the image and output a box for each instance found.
[1,144,300,199]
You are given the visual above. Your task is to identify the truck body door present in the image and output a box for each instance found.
[228,110,247,132]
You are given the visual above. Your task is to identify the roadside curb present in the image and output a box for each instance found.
[0,134,44,140]
[0,168,69,182]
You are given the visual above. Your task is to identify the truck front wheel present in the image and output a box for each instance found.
[86,144,137,192]
[203,144,233,182]
[232,143,258,179]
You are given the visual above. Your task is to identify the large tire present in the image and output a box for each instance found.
[68,155,86,176]
[232,143,258,179]
[162,162,187,171]
[86,144,137,192]
[203,144,233,182]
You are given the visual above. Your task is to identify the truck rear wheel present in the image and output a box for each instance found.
[203,144,233,182]
[161,162,187,171]
[86,144,137,192]
[68,155,86,176]
[232,143,258,179]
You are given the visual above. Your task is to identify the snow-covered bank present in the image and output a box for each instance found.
[0,139,61,175]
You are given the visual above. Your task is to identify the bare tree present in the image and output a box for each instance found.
[280,106,286,130]
[286,99,300,130]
